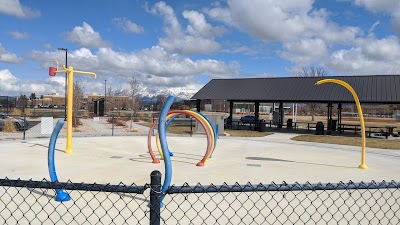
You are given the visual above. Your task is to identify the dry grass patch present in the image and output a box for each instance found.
[3,119,17,132]
[224,130,273,137]
[130,128,139,132]
[292,135,400,150]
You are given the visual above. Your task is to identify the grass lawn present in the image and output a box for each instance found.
[292,135,400,150]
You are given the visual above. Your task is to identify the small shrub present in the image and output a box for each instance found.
[133,117,139,122]
[137,113,144,121]
[130,128,139,132]
[10,108,22,116]
[107,117,126,126]
[24,108,32,117]
[82,110,89,119]
[4,119,17,132]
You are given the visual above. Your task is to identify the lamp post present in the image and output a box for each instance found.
[58,48,67,120]
[104,79,107,115]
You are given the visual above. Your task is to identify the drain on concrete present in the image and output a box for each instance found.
[246,157,293,162]
[247,164,261,167]
[110,156,123,159]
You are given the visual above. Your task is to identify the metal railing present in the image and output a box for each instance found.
[1,171,399,225]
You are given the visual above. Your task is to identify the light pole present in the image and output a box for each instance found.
[104,79,107,116]
[58,48,67,120]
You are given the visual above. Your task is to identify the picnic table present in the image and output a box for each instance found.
[339,124,397,139]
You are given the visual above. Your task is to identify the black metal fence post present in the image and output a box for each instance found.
[190,116,193,137]
[22,114,26,140]
[150,170,161,225]
[112,115,114,136]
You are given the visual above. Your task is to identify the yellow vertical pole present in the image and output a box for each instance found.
[316,79,367,169]
[66,66,74,154]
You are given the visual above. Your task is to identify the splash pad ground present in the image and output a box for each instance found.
[1,133,400,185]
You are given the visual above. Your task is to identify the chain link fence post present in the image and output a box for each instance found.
[22,114,26,141]
[190,116,193,137]
[150,170,161,225]
[112,115,114,136]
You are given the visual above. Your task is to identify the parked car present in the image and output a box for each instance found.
[0,113,29,130]
[240,115,259,123]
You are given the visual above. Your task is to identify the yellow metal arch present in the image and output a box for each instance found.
[316,79,367,169]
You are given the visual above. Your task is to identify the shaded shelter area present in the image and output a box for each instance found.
[192,75,400,134]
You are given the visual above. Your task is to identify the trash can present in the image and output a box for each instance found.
[258,120,266,132]
[331,119,337,131]
[287,119,293,129]
[316,121,324,135]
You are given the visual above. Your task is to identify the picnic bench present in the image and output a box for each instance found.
[338,124,397,139]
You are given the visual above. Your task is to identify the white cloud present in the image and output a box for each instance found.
[66,22,111,48]
[8,31,30,39]
[207,0,360,43]
[0,43,23,64]
[151,1,226,55]
[279,38,329,65]
[326,35,400,74]
[0,0,40,18]
[27,46,239,96]
[205,0,361,67]
[113,17,144,33]
[0,69,63,95]
[354,0,400,34]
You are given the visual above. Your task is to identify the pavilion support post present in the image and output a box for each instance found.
[337,103,342,133]
[229,101,233,119]
[196,99,201,112]
[255,101,260,129]
[326,102,333,135]
[279,102,283,128]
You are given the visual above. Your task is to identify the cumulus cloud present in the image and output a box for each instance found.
[66,22,111,48]
[278,38,329,65]
[113,17,144,33]
[0,43,23,64]
[205,0,361,67]
[0,0,40,18]
[354,0,400,34]
[27,46,239,96]
[8,31,30,39]
[326,35,400,74]
[150,1,226,55]
[206,0,360,43]
[0,69,63,95]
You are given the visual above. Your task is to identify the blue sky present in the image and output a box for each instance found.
[1,0,400,98]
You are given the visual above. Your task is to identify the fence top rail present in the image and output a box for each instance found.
[1,178,399,194]
[0,178,148,194]
[167,180,400,194]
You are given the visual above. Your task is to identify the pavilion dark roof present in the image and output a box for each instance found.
[191,75,400,104]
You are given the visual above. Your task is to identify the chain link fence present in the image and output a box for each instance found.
[1,171,399,225]
[0,114,154,141]
[0,113,198,141]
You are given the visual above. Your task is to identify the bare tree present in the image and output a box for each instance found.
[296,65,327,121]
[73,81,85,127]
[156,95,167,111]
[128,77,139,129]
